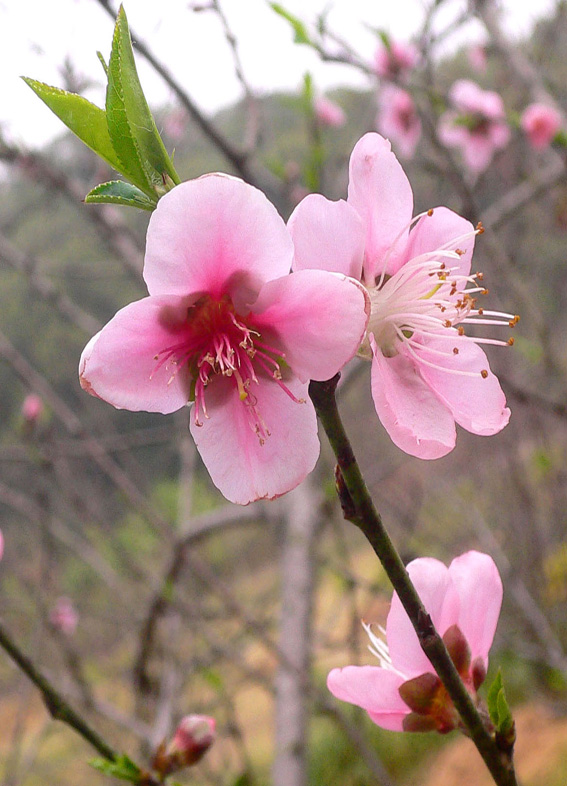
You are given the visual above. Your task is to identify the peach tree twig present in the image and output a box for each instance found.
[309,374,519,786]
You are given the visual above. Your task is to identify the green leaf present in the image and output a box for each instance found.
[496,686,514,734]
[106,5,179,195]
[84,180,156,210]
[487,669,514,733]
[270,3,311,44]
[97,51,109,77]
[487,669,503,725]
[89,754,141,783]
[22,78,122,172]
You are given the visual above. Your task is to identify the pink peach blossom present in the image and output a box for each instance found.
[79,175,369,504]
[50,597,79,635]
[439,80,510,173]
[327,551,503,732]
[289,133,513,459]
[521,103,562,150]
[0,530,4,561]
[376,85,421,158]
[374,38,418,82]
[314,96,346,128]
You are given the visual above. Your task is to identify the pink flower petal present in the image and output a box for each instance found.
[79,296,194,414]
[250,270,369,383]
[347,133,414,280]
[404,206,475,279]
[461,135,499,174]
[370,340,456,459]
[189,374,319,505]
[387,557,460,678]
[327,666,408,730]
[144,174,294,300]
[416,337,510,435]
[287,195,365,280]
[376,85,421,160]
[449,551,502,667]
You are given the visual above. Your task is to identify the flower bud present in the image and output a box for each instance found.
[21,394,44,427]
[443,624,471,676]
[50,597,79,635]
[152,715,216,777]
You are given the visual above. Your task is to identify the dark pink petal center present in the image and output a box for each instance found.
[152,294,300,443]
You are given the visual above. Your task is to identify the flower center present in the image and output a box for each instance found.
[361,214,519,379]
[152,295,301,443]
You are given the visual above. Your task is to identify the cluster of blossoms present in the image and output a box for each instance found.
[328,551,503,732]
[372,34,562,166]
[80,134,514,500]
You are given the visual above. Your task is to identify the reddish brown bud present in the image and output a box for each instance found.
[443,624,471,675]
[399,672,441,714]
[472,656,487,690]
[402,712,438,732]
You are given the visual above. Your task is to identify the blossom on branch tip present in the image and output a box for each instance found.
[520,103,562,150]
[288,133,514,459]
[374,39,418,82]
[79,175,369,504]
[376,85,421,158]
[439,80,510,173]
[327,551,503,733]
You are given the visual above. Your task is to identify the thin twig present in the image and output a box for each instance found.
[0,620,117,762]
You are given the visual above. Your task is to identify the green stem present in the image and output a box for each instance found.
[0,619,117,762]
[309,376,518,786]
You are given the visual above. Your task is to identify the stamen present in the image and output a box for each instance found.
[365,210,516,377]
[151,294,300,444]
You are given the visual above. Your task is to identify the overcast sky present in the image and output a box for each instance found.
[0,0,557,148]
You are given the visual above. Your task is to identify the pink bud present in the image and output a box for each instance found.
[153,715,216,776]
[521,103,562,150]
[21,394,43,423]
[50,597,79,635]
[468,44,487,74]
[314,96,346,128]
[0,529,4,561]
